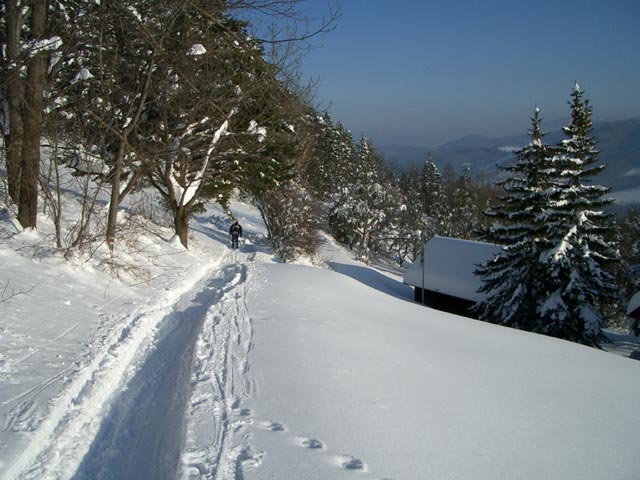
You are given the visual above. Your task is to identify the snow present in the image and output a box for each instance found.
[1,193,639,479]
[187,44,207,56]
[70,67,94,84]
[167,119,230,207]
[247,120,267,142]
[403,236,502,301]
[26,36,62,58]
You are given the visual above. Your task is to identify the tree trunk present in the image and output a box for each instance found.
[174,205,190,249]
[4,0,25,204]
[106,141,125,252]
[17,0,47,229]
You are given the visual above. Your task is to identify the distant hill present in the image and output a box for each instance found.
[379,118,640,197]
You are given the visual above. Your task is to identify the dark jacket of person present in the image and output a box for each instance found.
[229,222,242,238]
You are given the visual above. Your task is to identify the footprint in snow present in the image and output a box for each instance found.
[258,420,286,432]
[296,436,325,450]
[333,454,367,471]
[230,400,252,418]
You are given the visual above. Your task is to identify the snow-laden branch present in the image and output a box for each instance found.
[187,44,207,56]
[70,67,94,85]
[247,120,267,142]
[168,111,236,207]
[24,36,62,58]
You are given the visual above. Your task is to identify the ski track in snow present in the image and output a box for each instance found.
[180,250,261,479]
[4,248,258,480]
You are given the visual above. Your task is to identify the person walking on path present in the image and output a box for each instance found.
[229,220,242,249]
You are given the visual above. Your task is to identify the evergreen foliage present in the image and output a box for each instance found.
[395,164,424,262]
[476,87,619,347]
[615,208,640,332]
[305,114,356,202]
[448,167,479,239]
[536,85,619,345]
[617,208,640,299]
[475,108,556,330]
[420,156,446,240]
[328,136,389,260]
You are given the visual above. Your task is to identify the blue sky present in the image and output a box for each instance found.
[301,0,640,147]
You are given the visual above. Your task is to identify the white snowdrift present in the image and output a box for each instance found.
[244,263,640,480]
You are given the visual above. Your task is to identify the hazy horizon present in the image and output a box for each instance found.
[301,0,640,148]
[373,112,640,150]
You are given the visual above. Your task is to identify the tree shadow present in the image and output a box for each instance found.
[326,261,414,302]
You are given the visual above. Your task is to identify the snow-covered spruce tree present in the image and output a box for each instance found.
[474,107,557,330]
[328,136,389,260]
[617,208,640,295]
[303,113,362,244]
[420,155,446,240]
[439,163,459,237]
[537,85,619,346]
[449,167,480,239]
[394,164,424,263]
[305,114,357,205]
[369,166,405,262]
[392,155,446,264]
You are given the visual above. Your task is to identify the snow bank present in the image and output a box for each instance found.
[245,263,640,480]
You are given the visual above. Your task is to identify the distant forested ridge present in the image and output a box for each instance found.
[379,117,640,194]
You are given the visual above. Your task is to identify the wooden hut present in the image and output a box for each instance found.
[403,236,501,318]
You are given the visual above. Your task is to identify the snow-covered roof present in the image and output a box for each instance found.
[628,291,640,316]
[403,236,502,302]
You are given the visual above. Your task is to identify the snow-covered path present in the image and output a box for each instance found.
[180,253,260,479]
[1,203,265,479]
[71,252,255,480]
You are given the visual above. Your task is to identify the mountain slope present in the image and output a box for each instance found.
[380,117,640,196]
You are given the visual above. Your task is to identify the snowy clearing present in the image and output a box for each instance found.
[1,199,639,480]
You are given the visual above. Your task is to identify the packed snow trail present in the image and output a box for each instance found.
[4,247,257,479]
[179,252,260,479]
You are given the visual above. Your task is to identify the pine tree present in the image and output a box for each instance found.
[615,208,640,327]
[537,85,619,346]
[475,107,556,330]
[328,136,388,260]
[477,92,619,347]
[306,115,356,202]
[618,208,640,291]
[440,163,459,237]
[394,164,424,262]
[449,167,479,239]
[420,155,445,240]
